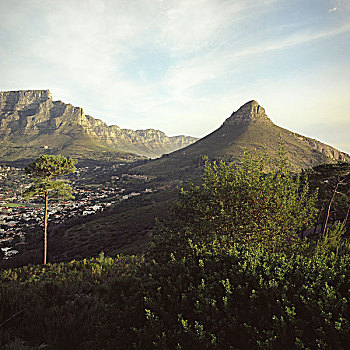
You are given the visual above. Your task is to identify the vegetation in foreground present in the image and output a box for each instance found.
[1,149,350,349]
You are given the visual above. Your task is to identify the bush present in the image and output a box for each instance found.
[139,246,350,349]
[1,248,350,349]
[154,149,318,256]
[2,148,349,349]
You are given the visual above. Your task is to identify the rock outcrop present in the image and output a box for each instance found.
[291,132,350,162]
[224,100,273,125]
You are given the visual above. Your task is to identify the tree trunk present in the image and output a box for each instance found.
[344,203,350,227]
[313,205,324,235]
[44,189,48,265]
[322,182,339,237]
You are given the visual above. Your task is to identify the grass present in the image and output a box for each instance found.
[50,190,174,259]
[0,133,143,164]
[0,203,42,208]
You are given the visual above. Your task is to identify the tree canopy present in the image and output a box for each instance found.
[24,155,77,264]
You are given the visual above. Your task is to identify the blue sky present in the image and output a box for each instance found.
[0,0,349,153]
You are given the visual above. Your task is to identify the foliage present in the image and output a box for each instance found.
[0,248,350,349]
[140,246,350,349]
[155,149,318,255]
[1,148,350,349]
[309,162,350,192]
[315,221,350,256]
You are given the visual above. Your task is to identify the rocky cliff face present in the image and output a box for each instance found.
[0,90,52,113]
[0,90,198,159]
[224,100,273,125]
[0,90,86,136]
[291,132,350,162]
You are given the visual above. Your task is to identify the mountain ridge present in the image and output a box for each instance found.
[224,100,273,125]
[129,100,350,179]
[0,90,198,161]
[1,91,348,170]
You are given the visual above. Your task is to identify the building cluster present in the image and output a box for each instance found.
[0,164,156,260]
[0,165,28,202]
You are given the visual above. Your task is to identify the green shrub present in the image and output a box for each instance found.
[2,149,350,349]
[1,247,349,349]
[154,149,318,257]
[139,246,350,349]
[316,221,350,256]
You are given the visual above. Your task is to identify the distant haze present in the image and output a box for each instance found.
[0,0,349,153]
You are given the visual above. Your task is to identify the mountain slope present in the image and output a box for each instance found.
[0,90,198,162]
[130,100,350,179]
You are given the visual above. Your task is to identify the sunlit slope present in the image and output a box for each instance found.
[0,133,139,163]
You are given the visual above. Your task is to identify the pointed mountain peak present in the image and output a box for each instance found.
[224,100,272,126]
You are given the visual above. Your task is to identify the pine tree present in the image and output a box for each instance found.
[24,155,77,264]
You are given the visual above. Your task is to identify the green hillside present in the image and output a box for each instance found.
[1,189,174,268]
[0,133,143,165]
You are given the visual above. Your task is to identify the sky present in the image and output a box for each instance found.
[0,0,349,153]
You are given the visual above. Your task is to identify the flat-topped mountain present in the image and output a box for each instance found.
[130,100,350,178]
[0,90,198,162]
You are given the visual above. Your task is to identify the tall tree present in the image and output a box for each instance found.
[305,162,350,236]
[24,155,77,264]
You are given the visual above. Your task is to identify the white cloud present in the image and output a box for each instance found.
[329,6,338,13]
[231,22,350,58]
[159,21,350,101]
[0,0,279,98]
[159,0,247,53]
[31,1,142,84]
